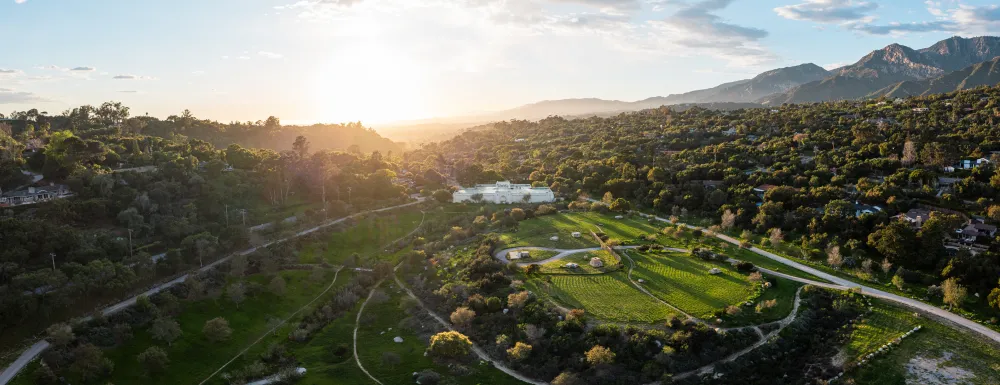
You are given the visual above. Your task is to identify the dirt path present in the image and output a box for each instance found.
[354,284,386,385]
[669,287,805,382]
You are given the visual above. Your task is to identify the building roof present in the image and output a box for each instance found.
[754,184,778,192]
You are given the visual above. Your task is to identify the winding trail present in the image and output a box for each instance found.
[670,287,805,382]
[354,284,386,385]
[0,198,426,385]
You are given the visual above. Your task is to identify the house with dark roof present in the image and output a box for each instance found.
[898,208,935,228]
[956,221,997,244]
[0,184,73,207]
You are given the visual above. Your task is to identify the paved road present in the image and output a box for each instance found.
[0,198,425,385]
[610,204,1000,345]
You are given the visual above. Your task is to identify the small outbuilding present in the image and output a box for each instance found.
[708,268,722,275]
[590,258,604,268]
[565,263,579,269]
[571,232,582,238]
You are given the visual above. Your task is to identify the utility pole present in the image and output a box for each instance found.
[127,229,134,259]
[347,187,352,205]
[225,204,230,227]
[241,209,247,227]
[50,253,56,271]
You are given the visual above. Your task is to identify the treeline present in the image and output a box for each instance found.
[3,102,403,159]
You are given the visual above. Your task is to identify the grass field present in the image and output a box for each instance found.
[525,272,678,323]
[538,250,619,275]
[298,209,425,264]
[500,212,672,250]
[845,301,1000,385]
[628,250,753,319]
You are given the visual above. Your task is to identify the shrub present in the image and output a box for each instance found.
[427,331,472,359]
[203,317,233,343]
[137,346,170,374]
[585,345,615,365]
[506,342,532,361]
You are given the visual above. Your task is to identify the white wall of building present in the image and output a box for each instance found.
[453,181,555,204]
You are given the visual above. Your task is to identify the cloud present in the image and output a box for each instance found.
[14,0,27,4]
[549,0,641,11]
[775,0,962,36]
[850,20,955,35]
[118,90,139,93]
[0,90,48,104]
[113,74,154,80]
[646,0,775,66]
[822,61,850,70]
[258,51,284,59]
[774,0,877,24]
[70,66,96,71]
[933,3,1000,35]
[0,69,19,74]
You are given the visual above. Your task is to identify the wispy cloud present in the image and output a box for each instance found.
[775,0,959,36]
[258,51,284,59]
[645,0,776,66]
[14,0,28,4]
[113,74,155,80]
[0,89,49,104]
[70,66,96,71]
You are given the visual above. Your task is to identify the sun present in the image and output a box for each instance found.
[311,42,431,124]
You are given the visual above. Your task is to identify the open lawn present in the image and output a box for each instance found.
[846,301,1000,385]
[721,276,802,326]
[524,272,677,323]
[628,250,753,319]
[538,250,619,275]
[500,212,670,250]
[298,209,425,264]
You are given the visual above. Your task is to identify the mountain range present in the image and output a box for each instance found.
[499,36,1000,117]
[375,36,1000,144]
[762,36,1000,104]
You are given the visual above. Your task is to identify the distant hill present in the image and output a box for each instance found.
[869,56,1000,99]
[470,63,826,121]
[763,36,1000,104]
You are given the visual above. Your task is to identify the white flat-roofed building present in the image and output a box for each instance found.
[453,181,555,204]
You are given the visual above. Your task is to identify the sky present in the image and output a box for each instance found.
[2,0,1000,125]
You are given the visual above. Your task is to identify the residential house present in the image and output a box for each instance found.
[753,184,778,198]
[507,250,531,260]
[0,184,73,207]
[721,128,738,136]
[898,208,935,228]
[956,220,997,244]
[855,202,883,217]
